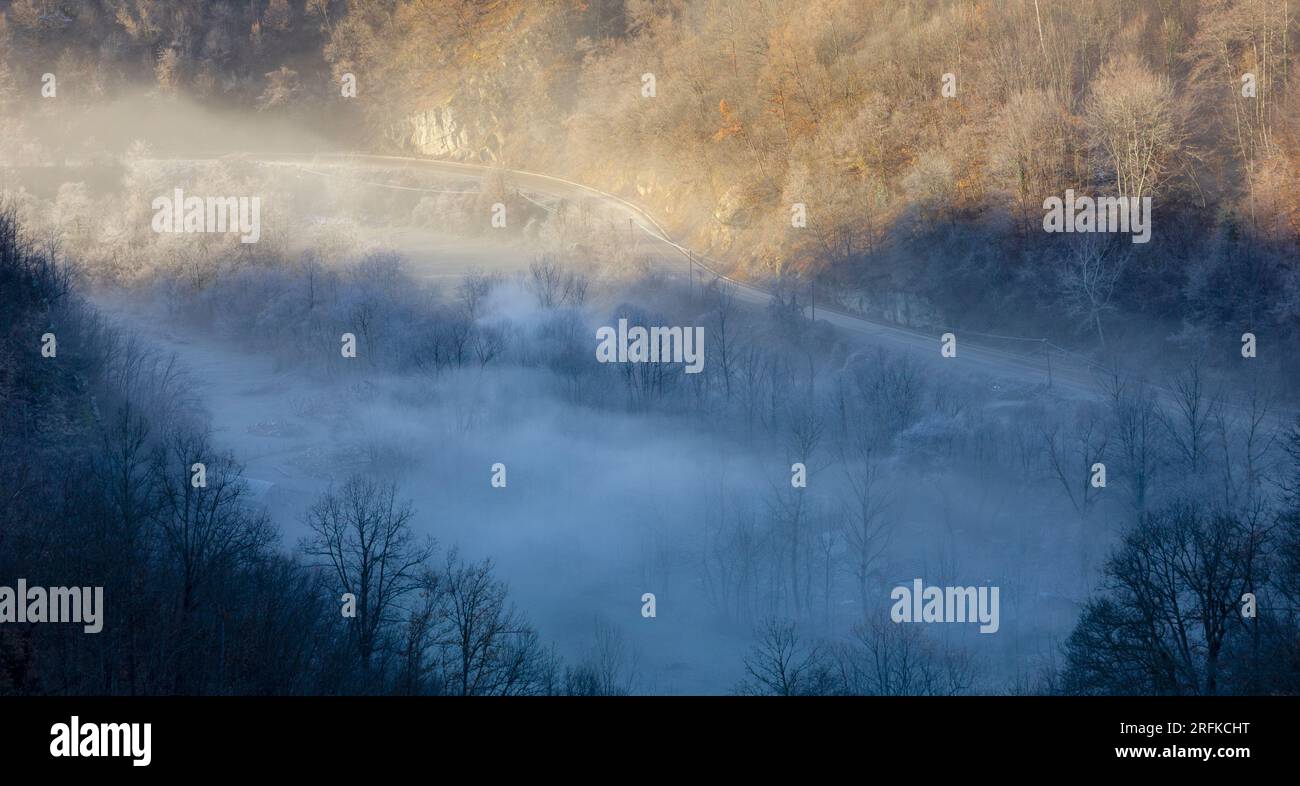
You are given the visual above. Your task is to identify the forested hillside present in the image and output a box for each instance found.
[0,204,600,696]
[4,0,1300,700]
[2,0,1297,359]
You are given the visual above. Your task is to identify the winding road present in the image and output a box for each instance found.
[145,151,1292,423]
[242,152,1102,399]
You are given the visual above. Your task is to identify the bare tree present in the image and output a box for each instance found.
[707,280,738,402]
[831,617,977,696]
[457,269,499,321]
[736,618,828,696]
[1056,235,1127,347]
[1084,55,1189,201]
[1214,370,1279,506]
[1043,404,1109,516]
[1062,503,1268,695]
[155,427,274,691]
[472,321,508,368]
[564,620,635,696]
[434,549,548,696]
[838,443,894,612]
[1101,369,1162,518]
[1161,362,1221,478]
[302,475,434,676]
[527,256,565,309]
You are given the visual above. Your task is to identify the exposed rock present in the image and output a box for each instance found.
[712,183,752,227]
[843,288,941,328]
[401,104,498,162]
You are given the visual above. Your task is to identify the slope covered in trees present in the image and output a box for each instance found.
[4,0,1300,698]
[0,205,628,696]
[2,0,1296,361]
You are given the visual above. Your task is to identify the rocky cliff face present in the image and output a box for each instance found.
[841,288,941,328]
[397,104,501,163]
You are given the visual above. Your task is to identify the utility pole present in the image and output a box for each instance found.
[688,250,693,298]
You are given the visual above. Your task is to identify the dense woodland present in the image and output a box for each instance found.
[5,194,1300,694]
[2,1,1300,696]
[2,0,1297,365]
[0,207,636,695]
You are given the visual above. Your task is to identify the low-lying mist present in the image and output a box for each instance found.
[5,101,1297,696]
